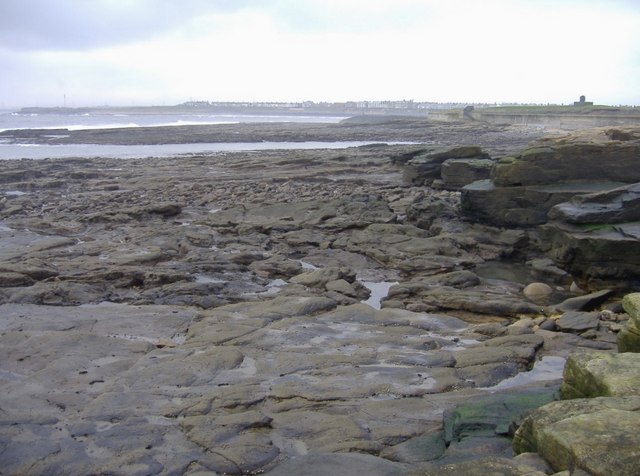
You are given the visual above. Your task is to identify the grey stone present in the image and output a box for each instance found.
[513,396,640,476]
[555,311,600,333]
[540,221,640,291]
[402,146,488,186]
[550,289,614,312]
[618,322,640,352]
[461,180,621,227]
[538,319,557,331]
[440,157,494,190]
[560,351,640,399]
[493,141,640,187]
[423,456,549,476]
[548,182,640,224]
[264,453,407,476]
[380,433,447,463]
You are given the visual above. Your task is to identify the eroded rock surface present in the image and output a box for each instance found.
[513,396,640,476]
[0,125,635,474]
[460,126,640,291]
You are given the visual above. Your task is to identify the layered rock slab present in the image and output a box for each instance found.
[492,139,640,187]
[560,351,640,399]
[540,183,640,289]
[0,296,553,474]
[461,127,640,227]
[618,292,640,351]
[548,182,640,224]
[513,397,640,476]
[460,127,640,289]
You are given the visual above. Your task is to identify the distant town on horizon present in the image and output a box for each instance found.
[15,96,639,115]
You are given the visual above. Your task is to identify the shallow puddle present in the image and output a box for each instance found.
[361,281,398,309]
[480,355,566,391]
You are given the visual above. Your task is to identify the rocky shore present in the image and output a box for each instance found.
[0,119,638,474]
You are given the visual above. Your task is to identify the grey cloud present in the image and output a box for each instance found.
[0,0,261,51]
[269,1,431,33]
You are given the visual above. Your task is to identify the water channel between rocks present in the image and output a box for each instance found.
[0,141,416,160]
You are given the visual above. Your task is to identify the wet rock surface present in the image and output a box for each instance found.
[0,122,636,474]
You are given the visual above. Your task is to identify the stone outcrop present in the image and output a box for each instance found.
[492,141,640,187]
[461,179,624,227]
[461,127,640,290]
[547,182,640,224]
[560,351,640,399]
[539,219,640,290]
[513,396,640,476]
[513,292,640,475]
[539,184,640,290]
[400,146,492,190]
[438,157,494,190]
[461,128,640,226]
[618,292,640,352]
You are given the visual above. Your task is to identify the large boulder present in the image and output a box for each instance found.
[514,345,640,474]
[618,292,640,352]
[513,396,640,476]
[539,184,640,290]
[439,157,494,190]
[461,128,640,228]
[461,180,626,227]
[560,351,640,399]
[492,140,640,187]
[538,220,640,290]
[548,182,640,224]
[402,146,489,187]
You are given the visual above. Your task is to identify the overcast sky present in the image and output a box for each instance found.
[1,0,639,108]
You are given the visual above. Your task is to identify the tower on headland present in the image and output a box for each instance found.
[574,95,593,106]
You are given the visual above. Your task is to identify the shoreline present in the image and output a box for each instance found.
[0,117,548,157]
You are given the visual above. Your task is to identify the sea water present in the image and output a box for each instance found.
[0,141,403,160]
[0,110,347,132]
[0,110,406,160]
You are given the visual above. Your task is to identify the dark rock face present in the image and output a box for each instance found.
[402,146,490,188]
[539,183,640,289]
[539,220,640,290]
[461,126,640,290]
[492,141,640,187]
[548,182,640,224]
[461,180,626,227]
[461,128,640,228]
[439,157,494,190]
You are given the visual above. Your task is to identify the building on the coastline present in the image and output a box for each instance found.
[574,95,594,106]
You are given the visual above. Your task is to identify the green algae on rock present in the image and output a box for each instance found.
[513,396,640,476]
[560,351,640,399]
